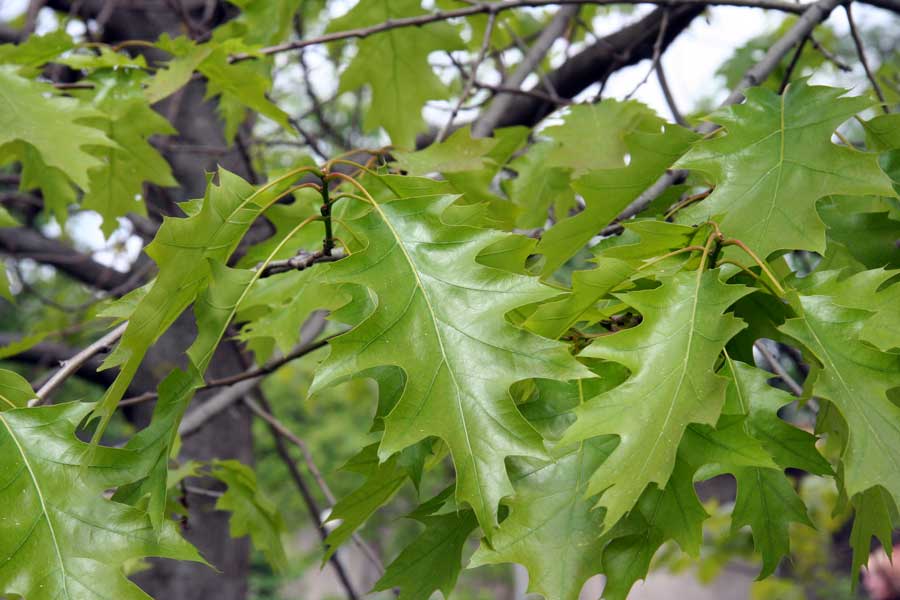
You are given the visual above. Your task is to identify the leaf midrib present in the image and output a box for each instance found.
[0,412,69,598]
[368,199,487,519]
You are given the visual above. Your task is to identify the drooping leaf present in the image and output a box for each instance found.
[392,126,499,176]
[211,459,287,572]
[0,402,203,600]
[676,81,895,258]
[323,444,411,561]
[560,269,752,528]
[373,509,477,600]
[849,486,896,583]
[311,179,591,530]
[731,466,813,578]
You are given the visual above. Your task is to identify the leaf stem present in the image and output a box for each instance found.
[721,238,785,296]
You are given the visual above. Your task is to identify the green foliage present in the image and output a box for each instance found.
[0,401,203,599]
[1,6,899,600]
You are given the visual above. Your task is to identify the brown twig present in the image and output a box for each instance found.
[844,3,889,113]
[236,0,809,63]
[31,322,127,405]
[754,340,805,396]
[436,12,498,142]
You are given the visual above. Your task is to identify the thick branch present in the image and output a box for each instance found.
[473,5,705,133]
[246,0,806,61]
[0,227,132,292]
[473,5,579,137]
[0,334,120,389]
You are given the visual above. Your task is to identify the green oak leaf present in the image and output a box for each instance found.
[849,486,896,583]
[676,81,895,259]
[524,257,634,340]
[0,368,34,410]
[723,357,831,475]
[560,269,752,527]
[211,460,287,572]
[82,73,178,236]
[330,0,463,148]
[732,466,813,578]
[600,459,708,600]
[0,30,74,75]
[200,46,291,142]
[505,141,573,229]
[323,444,411,561]
[373,509,477,600]
[780,295,900,508]
[0,262,10,303]
[469,438,615,600]
[392,126,499,176]
[818,195,900,269]
[145,35,214,104]
[311,180,591,530]
[95,169,296,439]
[0,402,203,600]
[542,100,662,175]
[537,123,697,275]
[0,66,115,189]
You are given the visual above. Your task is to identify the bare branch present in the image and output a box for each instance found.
[242,0,809,62]
[754,340,805,396]
[473,6,579,136]
[242,396,388,576]
[31,323,127,405]
[844,3,889,113]
[0,227,133,292]
[603,0,846,232]
[655,60,686,126]
[436,11,498,142]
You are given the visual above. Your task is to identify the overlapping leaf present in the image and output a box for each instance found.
[676,81,895,258]
[560,269,752,527]
[329,0,463,148]
[780,294,900,507]
[311,178,591,530]
[0,402,203,600]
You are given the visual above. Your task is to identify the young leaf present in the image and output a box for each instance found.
[560,269,752,528]
[329,0,463,148]
[211,460,287,572]
[373,509,477,600]
[676,81,895,259]
[312,182,591,530]
[0,368,34,410]
[0,402,203,599]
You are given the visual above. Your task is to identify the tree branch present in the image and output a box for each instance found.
[473,5,579,137]
[602,0,846,232]
[243,0,807,62]
[0,227,133,292]
[31,322,127,405]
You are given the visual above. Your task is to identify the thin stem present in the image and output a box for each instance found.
[625,8,669,100]
[717,258,780,297]
[119,338,332,407]
[32,323,128,406]
[637,245,707,271]
[320,175,334,256]
[437,11,497,142]
[844,3,889,114]
[664,188,713,220]
[721,238,786,295]
[778,35,809,94]
[754,340,805,396]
